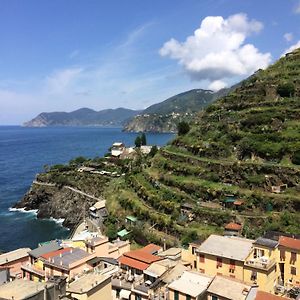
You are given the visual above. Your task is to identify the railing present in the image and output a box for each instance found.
[245,258,276,270]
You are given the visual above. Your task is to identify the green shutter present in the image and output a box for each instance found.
[174,291,179,300]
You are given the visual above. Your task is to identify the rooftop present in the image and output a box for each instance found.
[44,248,92,270]
[41,247,72,260]
[224,222,242,231]
[119,255,149,271]
[168,271,213,297]
[161,262,188,284]
[0,248,30,265]
[86,236,108,247]
[158,247,181,258]
[197,235,254,261]
[144,260,172,278]
[142,244,162,254]
[117,229,130,237]
[253,237,278,249]
[67,272,111,294]
[0,279,53,299]
[255,291,288,300]
[92,200,106,210]
[279,236,300,251]
[124,249,162,265]
[207,276,254,300]
[29,241,61,259]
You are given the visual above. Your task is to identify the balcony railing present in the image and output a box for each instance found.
[245,257,276,270]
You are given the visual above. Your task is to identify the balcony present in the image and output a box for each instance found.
[245,257,276,270]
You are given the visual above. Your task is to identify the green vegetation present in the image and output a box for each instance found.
[177,121,190,136]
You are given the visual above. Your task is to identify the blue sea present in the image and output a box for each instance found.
[0,126,173,252]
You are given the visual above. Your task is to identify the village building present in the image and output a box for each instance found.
[89,200,108,227]
[224,222,243,237]
[244,237,278,294]
[168,271,213,300]
[278,236,300,288]
[117,244,163,283]
[111,142,125,157]
[66,272,113,300]
[158,248,182,261]
[206,275,258,300]
[255,291,289,300]
[0,248,30,280]
[0,278,66,300]
[196,235,254,280]
[0,267,10,285]
[42,248,96,281]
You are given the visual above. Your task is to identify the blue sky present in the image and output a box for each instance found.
[0,0,300,124]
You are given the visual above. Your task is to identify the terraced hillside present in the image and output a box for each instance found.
[105,49,300,246]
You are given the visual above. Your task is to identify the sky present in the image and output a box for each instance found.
[0,0,300,124]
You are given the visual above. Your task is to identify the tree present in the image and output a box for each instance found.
[148,145,158,157]
[141,133,147,146]
[277,82,295,98]
[177,121,190,136]
[135,136,142,148]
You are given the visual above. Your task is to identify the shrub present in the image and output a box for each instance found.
[292,151,300,165]
[277,82,295,97]
[177,121,190,136]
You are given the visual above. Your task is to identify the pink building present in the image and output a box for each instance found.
[0,248,30,279]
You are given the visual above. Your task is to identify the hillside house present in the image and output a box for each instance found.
[111,142,125,157]
[224,222,243,237]
[89,200,108,226]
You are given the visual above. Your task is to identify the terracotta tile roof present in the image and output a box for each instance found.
[224,222,242,231]
[279,236,300,251]
[233,200,244,206]
[119,255,149,271]
[142,244,162,254]
[124,249,162,264]
[41,248,72,260]
[256,291,288,300]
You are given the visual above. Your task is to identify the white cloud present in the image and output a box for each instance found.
[294,1,300,14]
[208,80,227,91]
[160,13,271,86]
[45,67,83,94]
[282,40,300,56]
[284,33,294,42]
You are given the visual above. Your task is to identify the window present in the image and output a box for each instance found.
[192,247,196,255]
[194,260,197,269]
[217,257,222,268]
[229,259,235,273]
[186,295,191,300]
[251,271,257,281]
[174,291,179,300]
[291,266,297,276]
[199,254,205,263]
[135,295,141,300]
[291,252,297,264]
[212,295,218,300]
[280,249,286,260]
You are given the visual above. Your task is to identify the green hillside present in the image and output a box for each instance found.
[123,88,232,132]
[105,48,300,246]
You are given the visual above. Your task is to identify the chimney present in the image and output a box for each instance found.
[70,248,73,254]
[60,260,63,266]
[60,253,62,258]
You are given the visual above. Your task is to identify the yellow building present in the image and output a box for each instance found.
[278,236,300,288]
[196,235,253,281]
[244,237,279,293]
[66,272,113,300]
[181,240,202,270]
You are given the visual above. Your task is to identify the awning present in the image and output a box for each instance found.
[120,289,131,299]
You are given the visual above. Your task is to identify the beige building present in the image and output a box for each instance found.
[66,272,113,300]
[206,275,258,300]
[168,271,213,300]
